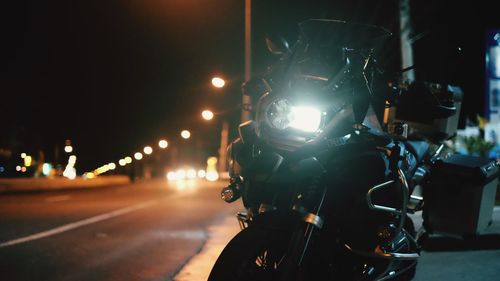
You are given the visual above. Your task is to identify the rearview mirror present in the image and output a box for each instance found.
[265,34,290,55]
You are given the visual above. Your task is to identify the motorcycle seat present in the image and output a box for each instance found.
[405,140,430,163]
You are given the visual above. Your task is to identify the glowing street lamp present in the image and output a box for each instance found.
[181,130,191,139]
[24,155,32,167]
[119,159,126,166]
[108,163,116,170]
[159,139,168,149]
[144,146,153,155]
[202,110,214,121]
[186,169,197,179]
[64,139,73,153]
[206,156,219,181]
[198,169,206,178]
[211,77,226,88]
[124,156,132,164]
[42,163,52,176]
[134,152,143,160]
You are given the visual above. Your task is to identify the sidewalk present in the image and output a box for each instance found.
[0,175,130,193]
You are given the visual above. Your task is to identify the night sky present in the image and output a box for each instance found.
[1,0,497,173]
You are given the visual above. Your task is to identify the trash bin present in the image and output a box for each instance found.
[423,154,499,237]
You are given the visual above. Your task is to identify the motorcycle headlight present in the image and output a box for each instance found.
[266,98,323,133]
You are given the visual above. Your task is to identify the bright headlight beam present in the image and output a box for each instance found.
[289,106,322,132]
[267,98,322,133]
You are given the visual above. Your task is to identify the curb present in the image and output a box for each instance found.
[174,214,241,281]
[0,176,130,193]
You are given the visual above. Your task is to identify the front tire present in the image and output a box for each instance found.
[208,226,292,281]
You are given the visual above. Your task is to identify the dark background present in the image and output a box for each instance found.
[0,0,497,173]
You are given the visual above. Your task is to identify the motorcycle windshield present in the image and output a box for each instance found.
[298,19,392,50]
[289,19,392,83]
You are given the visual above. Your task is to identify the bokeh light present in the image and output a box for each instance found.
[211,77,226,88]
[202,110,214,121]
[159,140,168,149]
[134,152,143,160]
[181,130,191,139]
[143,146,153,155]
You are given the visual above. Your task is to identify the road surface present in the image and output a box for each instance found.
[0,179,242,281]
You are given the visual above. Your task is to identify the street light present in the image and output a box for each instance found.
[159,139,168,149]
[181,130,191,139]
[202,110,214,121]
[124,156,132,164]
[108,163,116,170]
[24,155,32,167]
[64,139,73,153]
[211,77,225,88]
[144,146,153,155]
[243,0,252,122]
[64,145,73,153]
[134,152,143,160]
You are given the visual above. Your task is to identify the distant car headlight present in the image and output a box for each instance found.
[266,98,322,133]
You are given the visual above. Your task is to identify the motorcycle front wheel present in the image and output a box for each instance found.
[208,225,295,281]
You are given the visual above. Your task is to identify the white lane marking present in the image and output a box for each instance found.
[0,200,158,248]
[45,195,71,203]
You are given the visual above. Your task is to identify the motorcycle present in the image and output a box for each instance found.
[207,19,497,281]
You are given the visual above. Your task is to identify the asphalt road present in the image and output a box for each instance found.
[0,179,242,281]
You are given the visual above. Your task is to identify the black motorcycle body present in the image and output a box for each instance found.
[208,19,463,281]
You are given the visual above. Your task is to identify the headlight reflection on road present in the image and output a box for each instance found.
[186,169,197,179]
[172,179,197,191]
[176,169,187,180]
[197,169,206,178]
[166,168,204,191]
[205,171,219,181]
[166,171,177,181]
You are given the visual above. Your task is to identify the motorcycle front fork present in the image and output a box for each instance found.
[280,182,330,281]
[234,176,329,280]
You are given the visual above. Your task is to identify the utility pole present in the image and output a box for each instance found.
[384,0,415,126]
[399,0,415,82]
[218,121,229,174]
[54,145,59,172]
[242,0,252,122]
